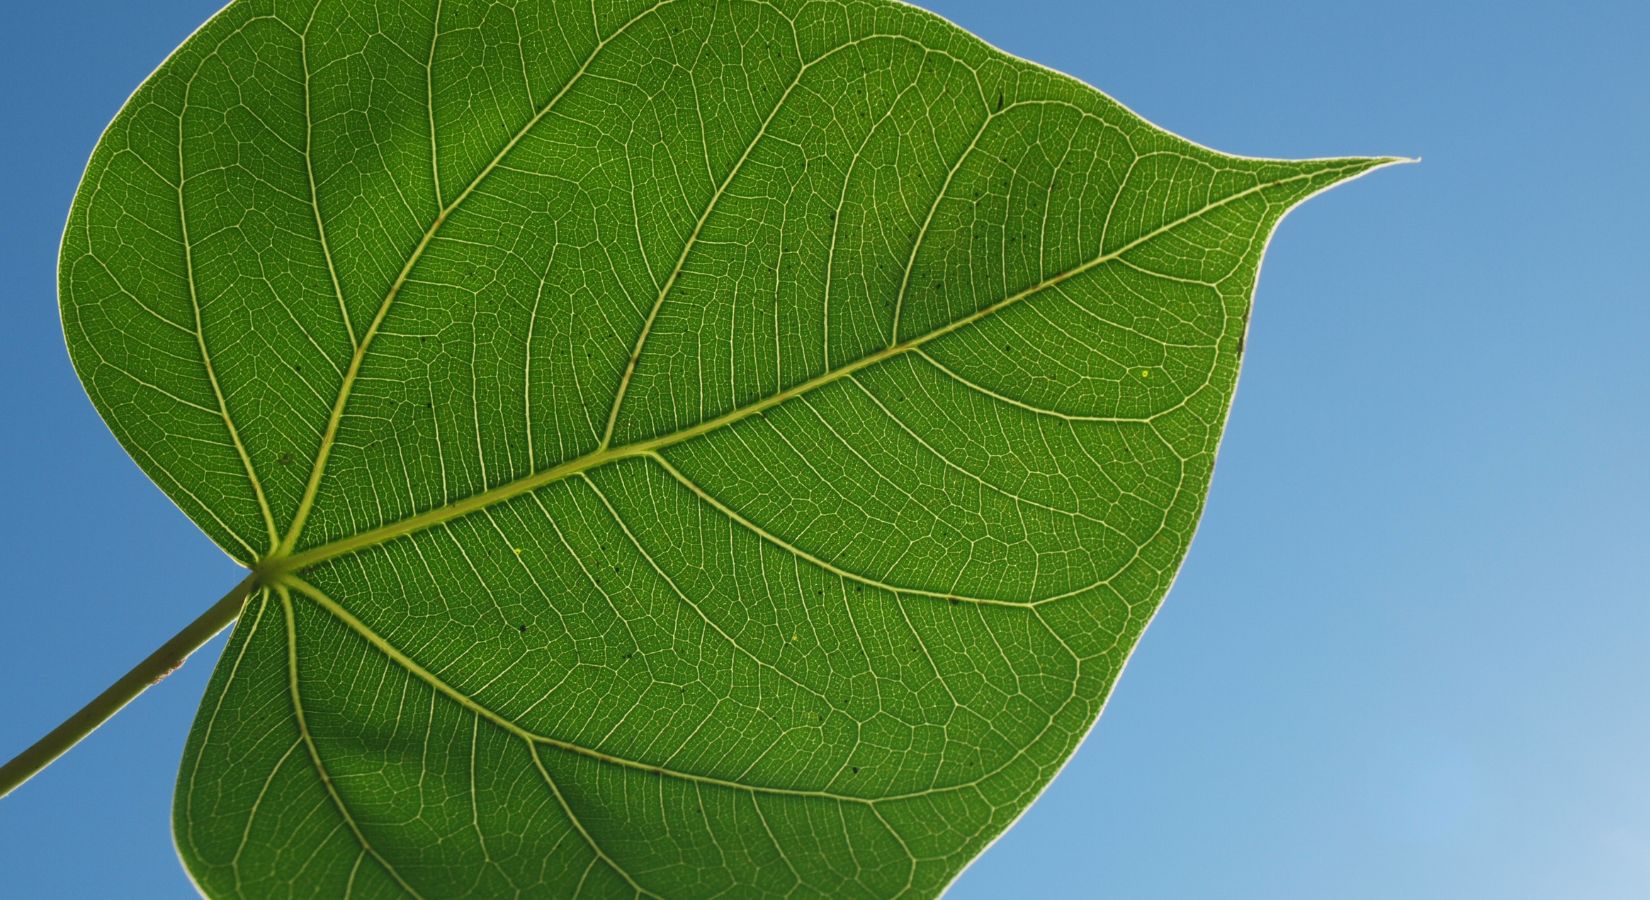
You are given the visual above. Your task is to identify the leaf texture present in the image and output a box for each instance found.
[59,0,1392,895]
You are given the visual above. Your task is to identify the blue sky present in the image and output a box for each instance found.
[2,1,1646,896]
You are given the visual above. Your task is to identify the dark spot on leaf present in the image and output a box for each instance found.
[517,624,527,634]
[278,452,294,466]
[852,766,860,774]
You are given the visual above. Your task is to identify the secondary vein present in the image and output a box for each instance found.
[276,0,685,557]
[178,75,280,554]
[285,575,880,805]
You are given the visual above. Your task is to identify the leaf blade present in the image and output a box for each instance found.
[60,0,1395,895]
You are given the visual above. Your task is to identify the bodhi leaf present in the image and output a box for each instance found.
[59,0,1395,895]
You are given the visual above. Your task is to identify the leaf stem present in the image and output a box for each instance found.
[0,572,259,799]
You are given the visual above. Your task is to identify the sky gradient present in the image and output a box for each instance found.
[2,1,1646,896]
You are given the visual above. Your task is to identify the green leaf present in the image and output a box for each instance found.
[59,0,1393,895]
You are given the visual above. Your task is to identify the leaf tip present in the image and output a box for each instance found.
[1276,153,1414,215]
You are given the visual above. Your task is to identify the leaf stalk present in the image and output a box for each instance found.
[0,572,259,799]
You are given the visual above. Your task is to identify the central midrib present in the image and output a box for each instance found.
[252,160,1356,583]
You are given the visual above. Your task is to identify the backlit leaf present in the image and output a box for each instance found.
[59,0,1394,895]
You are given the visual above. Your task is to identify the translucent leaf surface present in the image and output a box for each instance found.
[58,0,1393,895]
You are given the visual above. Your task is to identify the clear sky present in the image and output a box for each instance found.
[1,1,1646,897]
